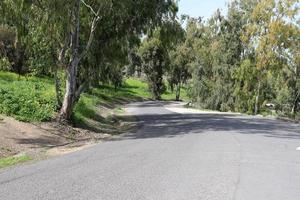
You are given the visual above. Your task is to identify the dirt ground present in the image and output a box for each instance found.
[0,107,135,159]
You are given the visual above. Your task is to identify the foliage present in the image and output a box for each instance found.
[139,37,168,100]
[168,42,192,101]
[186,0,300,118]
[0,0,179,120]
[0,0,299,122]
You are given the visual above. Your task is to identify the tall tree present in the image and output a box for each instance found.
[168,43,192,101]
[242,0,299,114]
[139,35,168,100]
[25,0,178,120]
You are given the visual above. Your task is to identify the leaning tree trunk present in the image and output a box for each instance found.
[59,0,80,121]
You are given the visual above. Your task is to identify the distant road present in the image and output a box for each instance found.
[1,101,300,200]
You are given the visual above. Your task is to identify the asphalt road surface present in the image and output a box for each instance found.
[0,101,300,200]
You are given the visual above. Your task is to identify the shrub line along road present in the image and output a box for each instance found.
[0,101,300,200]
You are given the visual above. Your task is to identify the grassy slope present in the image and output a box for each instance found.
[72,78,151,133]
[0,71,56,122]
[0,71,188,124]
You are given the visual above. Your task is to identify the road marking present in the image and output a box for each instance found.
[297,147,300,151]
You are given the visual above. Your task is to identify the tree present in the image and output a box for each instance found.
[162,19,189,101]
[168,43,192,101]
[139,36,168,100]
[242,0,299,114]
[137,9,180,100]
[186,0,299,117]
[187,4,245,111]
[22,0,177,120]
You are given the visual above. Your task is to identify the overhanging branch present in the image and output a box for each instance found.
[80,0,100,18]
[79,7,101,61]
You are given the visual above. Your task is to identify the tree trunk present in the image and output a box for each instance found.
[52,47,64,110]
[13,29,23,75]
[291,91,300,118]
[58,0,100,121]
[175,83,181,101]
[291,66,299,118]
[254,81,261,115]
[59,0,80,121]
[54,65,62,109]
[59,58,79,120]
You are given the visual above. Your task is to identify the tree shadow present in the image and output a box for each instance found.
[115,113,300,140]
[126,101,181,108]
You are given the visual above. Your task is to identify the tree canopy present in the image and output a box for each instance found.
[0,0,299,120]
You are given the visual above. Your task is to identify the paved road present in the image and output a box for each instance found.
[1,101,300,200]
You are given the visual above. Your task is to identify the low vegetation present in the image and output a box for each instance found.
[0,154,31,169]
[0,71,56,122]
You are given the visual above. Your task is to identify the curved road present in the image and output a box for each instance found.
[0,101,300,200]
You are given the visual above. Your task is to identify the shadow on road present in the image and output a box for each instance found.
[115,113,300,140]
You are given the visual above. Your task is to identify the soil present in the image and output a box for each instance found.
[0,116,94,159]
[0,105,136,160]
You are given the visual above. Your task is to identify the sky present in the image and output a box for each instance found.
[178,0,230,20]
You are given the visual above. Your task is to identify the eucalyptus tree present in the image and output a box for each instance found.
[25,0,177,120]
[242,0,299,114]
[186,5,245,111]
[62,0,178,120]
[164,20,191,101]
[186,1,255,112]
[138,17,183,100]
[185,17,214,108]
[168,43,192,101]
[275,14,300,117]
[289,31,300,116]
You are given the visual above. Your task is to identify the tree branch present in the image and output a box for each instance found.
[79,7,101,61]
[80,0,100,18]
